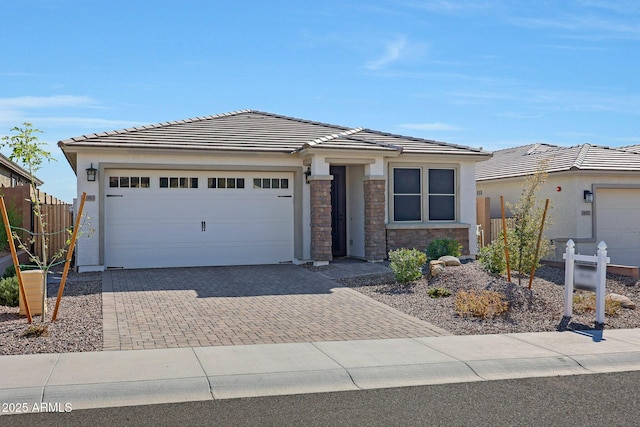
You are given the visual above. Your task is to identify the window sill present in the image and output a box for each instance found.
[386,222,470,230]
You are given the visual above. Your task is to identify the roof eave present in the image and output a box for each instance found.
[294,145,402,157]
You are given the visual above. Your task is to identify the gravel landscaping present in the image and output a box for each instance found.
[1,261,639,355]
[0,270,102,355]
[340,261,640,335]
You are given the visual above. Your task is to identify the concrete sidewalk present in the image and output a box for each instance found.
[2,328,640,413]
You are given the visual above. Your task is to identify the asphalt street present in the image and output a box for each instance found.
[4,371,639,426]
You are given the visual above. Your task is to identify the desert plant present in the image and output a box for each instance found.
[388,248,427,283]
[22,324,49,337]
[425,239,462,261]
[573,293,621,317]
[427,287,451,298]
[478,236,507,274]
[505,160,553,286]
[0,275,19,306]
[454,290,509,319]
[1,123,77,321]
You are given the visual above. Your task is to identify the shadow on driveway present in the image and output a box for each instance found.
[105,264,338,298]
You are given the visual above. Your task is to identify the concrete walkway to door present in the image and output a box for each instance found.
[102,262,449,351]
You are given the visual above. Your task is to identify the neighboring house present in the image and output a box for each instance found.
[0,153,71,261]
[58,110,489,272]
[0,152,43,189]
[476,143,640,267]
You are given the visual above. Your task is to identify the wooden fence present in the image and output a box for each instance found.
[0,186,72,262]
[490,217,515,242]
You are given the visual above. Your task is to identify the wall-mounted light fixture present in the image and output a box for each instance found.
[304,167,311,184]
[584,190,593,203]
[86,163,97,182]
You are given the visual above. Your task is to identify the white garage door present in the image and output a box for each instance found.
[595,188,640,266]
[105,170,294,269]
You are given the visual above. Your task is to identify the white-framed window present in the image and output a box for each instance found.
[393,168,422,221]
[391,166,456,222]
[253,178,289,189]
[109,176,150,188]
[428,169,455,221]
[159,177,198,188]
[208,177,245,189]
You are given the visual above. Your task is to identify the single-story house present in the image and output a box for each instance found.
[0,152,42,189]
[476,143,640,266]
[58,110,490,271]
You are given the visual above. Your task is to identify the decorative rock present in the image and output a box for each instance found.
[606,293,636,309]
[438,256,461,267]
[430,260,446,277]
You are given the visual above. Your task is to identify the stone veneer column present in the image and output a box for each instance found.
[310,178,333,264]
[364,178,387,261]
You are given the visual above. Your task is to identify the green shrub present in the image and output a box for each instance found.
[427,287,452,298]
[2,264,16,279]
[478,238,507,274]
[425,239,462,261]
[388,248,427,283]
[0,275,19,306]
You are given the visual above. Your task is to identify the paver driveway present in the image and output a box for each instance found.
[102,264,449,351]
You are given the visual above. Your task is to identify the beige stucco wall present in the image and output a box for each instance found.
[477,170,640,260]
[72,148,483,270]
[386,156,480,257]
[347,165,365,258]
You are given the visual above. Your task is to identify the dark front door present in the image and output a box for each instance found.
[330,166,347,257]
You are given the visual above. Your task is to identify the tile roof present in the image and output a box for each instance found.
[619,144,640,154]
[476,143,640,181]
[58,110,489,171]
[0,152,43,185]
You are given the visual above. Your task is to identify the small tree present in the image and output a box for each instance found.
[505,161,553,286]
[1,123,61,321]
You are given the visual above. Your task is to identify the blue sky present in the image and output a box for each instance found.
[2,0,640,202]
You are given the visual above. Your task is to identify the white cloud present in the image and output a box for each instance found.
[33,116,142,129]
[366,38,407,70]
[0,95,94,109]
[0,95,140,134]
[495,111,543,119]
[402,0,494,15]
[366,37,427,70]
[399,122,461,131]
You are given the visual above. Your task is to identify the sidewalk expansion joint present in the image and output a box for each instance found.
[310,342,363,391]
[41,353,62,403]
[191,347,216,400]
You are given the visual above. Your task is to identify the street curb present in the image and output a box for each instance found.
[3,331,640,414]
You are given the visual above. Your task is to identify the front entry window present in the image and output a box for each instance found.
[428,169,455,221]
[392,167,456,222]
[393,168,422,221]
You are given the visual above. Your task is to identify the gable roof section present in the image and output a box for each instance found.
[59,110,489,172]
[619,144,640,154]
[0,152,44,186]
[477,142,640,181]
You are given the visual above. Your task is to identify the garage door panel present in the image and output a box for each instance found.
[205,222,256,241]
[252,221,293,240]
[595,188,640,266]
[105,170,294,268]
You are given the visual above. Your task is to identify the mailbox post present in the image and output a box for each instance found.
[563,240,610,328]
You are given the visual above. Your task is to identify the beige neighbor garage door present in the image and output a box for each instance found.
[595,188,640,267]
[104,169,294,269]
